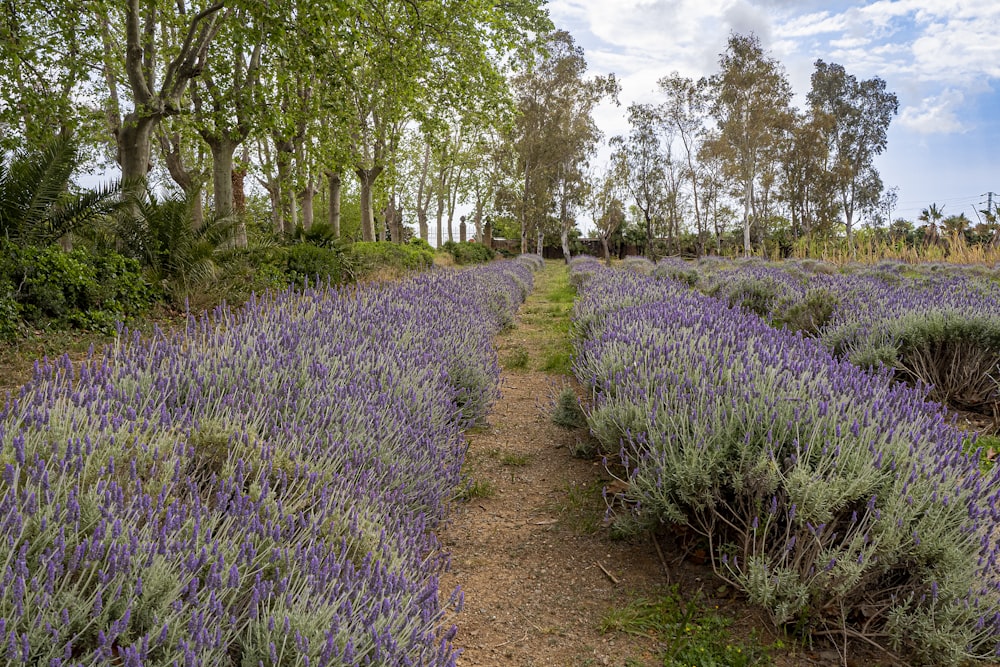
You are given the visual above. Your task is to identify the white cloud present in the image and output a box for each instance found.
[898,89,968,134]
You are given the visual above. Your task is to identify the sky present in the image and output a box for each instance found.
[547,0,1000,232]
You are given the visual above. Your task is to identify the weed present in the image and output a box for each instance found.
[546,480,604,534]
[552,386,587,429]
[963,434,1000,472]
[542,350,572,374]
[499,451,533,467]
[456,478,495,500]
[547,283,576,304]
[501,344,530,370]
[601,587,773,667]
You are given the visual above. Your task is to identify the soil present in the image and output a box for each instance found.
[438,261,903,667]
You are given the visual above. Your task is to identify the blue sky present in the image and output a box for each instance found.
[549,0,1000,226]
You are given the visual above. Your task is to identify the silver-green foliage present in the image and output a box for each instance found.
[571,262,1000,665]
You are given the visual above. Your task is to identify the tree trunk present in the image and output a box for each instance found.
[158,130,205,230]
[560,226,571,263]
[118,112,158,191]
[521,159,530,254]
[474,198,484,241]
[356,166,382,242]
[326,171,342,238]
[536,228,543,256]
[208,137,237,219]
[301,178,316,230]
[601,235,611,266]
[484,220,493,250]
[232,167,246,214]
[459,217,467,243]
[386,194,402,242]
[435,189,445,248]
[644,211,653,259]
[275,138,296,236]
[742,180,753,257]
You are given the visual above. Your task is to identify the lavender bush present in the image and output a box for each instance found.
[0,258,535,665]
[681,260,1000,412]
[572,260,1000,664]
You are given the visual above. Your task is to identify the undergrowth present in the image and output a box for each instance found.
[601,587,774,667]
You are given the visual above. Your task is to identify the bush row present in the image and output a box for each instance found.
[570,256,1000,665]
[0,241,155,338]
[638,256,1000,414]
[0,256,538,665]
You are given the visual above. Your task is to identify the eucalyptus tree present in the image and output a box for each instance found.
[709,32,793,256]
[511,30,616,256]
[777,109,836,240]
[658,74,712,256]
[590,162,627,264]
[611,103,668,258]
[807,59,898,252]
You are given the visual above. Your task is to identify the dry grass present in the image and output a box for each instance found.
[791,232,1000,265]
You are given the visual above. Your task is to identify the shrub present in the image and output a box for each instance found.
[552,386,586,429]
[349,240,434,278]
[0,280,21,341]
[441,240,495,265]
[773,287,838,335]
[572,263,1000,665]
[821,274,1000,413]
[285,242,349,285]
[0,241,153,331]
[0,258,534,664]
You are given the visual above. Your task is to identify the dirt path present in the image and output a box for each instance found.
[438,260,905,667]
[439,261,668,666]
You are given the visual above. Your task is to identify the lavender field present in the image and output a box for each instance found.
[0,257,540,665]
[571,256,1000,664]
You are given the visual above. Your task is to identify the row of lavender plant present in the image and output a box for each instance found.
[570,256,1000,664]
[0,256,538,665]
[641,257,1000,412]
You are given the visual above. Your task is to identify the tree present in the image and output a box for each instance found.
[611,103,668,259]
[709,33,793,256]
[659,74,711,256]
[0,2,104,152]
[807,59,898,253]
[99,1,227,190]
[509,30,615,256]
[590,163,626,264]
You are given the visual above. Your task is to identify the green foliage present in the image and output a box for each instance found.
[963,434,999,473]
[499,451,533,466]
[723,277,778,317]
[541,349,572,374]
[349,241,434,277]
[285,243,350,285]
[456,477,495,501]
[501,344,530,370]
[0,241,153,332]
[773,288,838,335]
[441,240,495,265]
[0,133,121,246]
[0,281,22,341]
[601,588,773,667]
[552,386,587,428]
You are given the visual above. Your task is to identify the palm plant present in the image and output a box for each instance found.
[105,188,242,303]
[0,133,121,246]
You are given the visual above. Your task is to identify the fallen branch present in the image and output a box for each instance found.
[595,561,619,584]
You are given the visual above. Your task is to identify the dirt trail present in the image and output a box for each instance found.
[438,260,903,667]
[438,261,668,666]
